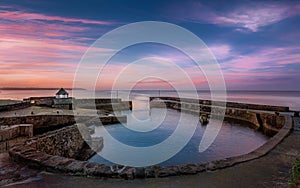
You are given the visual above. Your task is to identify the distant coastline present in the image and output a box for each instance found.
[0,87,85,90]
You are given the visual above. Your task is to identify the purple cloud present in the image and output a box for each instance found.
[165,1,300,32]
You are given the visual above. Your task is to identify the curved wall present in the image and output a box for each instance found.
[8,100,292,179]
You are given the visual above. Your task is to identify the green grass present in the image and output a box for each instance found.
[289,156,300,188]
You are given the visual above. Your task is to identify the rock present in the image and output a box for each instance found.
[62,161,86,174]
[92,164,112,177]
[206,162,216,171]
[157,166,179,177]
[119,167,135,180]
[179,164,198,175]
[145,167,156,178]
[83,162,100,175]
[24,151,52,164]
[197,163,207,172]
[134,167,145,179]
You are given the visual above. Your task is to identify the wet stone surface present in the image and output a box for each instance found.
[0,153,40,187]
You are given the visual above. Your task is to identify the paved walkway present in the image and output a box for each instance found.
[2,117,298,187]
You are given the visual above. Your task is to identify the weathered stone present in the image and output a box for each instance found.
[134,167,145,179]
[157,166,179,177]
[83,162,100,175]
[5,97,293,180]
[119,167,135,180]
[63,161,87,173]
[92,164,113,177]
[197,163,207,172]
[145,167,156,178]
[110,164,125,173]
[19,147,36,155]
[179,164,198,174]
[23,151,52,163]
[41,155,72,169]
[0,101,31,112]
[206,162,217,171]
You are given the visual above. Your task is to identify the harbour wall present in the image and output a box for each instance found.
[0,124,33,153]
[0,115,127,134]
[7,98,292,179]
[0,102,31,112]
[21,97,132,110]
[149,97,290,112]
[10,125,103,162]
[8,115,292,179]
[75,101,132,111]
[149,98,286,136]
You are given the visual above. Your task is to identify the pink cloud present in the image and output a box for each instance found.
[166,1,300,32]
[0,9,116,25]
[208,44,232,60]
[222,46,300,72]
[0,7,118,88]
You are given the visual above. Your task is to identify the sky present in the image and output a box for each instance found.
[1,0,300,90]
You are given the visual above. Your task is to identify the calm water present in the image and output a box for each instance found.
[1,89,300,110]
[89,108,268,166]
[0,89,276,166]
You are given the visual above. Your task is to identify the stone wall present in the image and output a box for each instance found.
[23,97,129,109]
[10,125,103,161]
[75,98,122,105]
[0,124,33,153]
[75,100,132,111]
[35,126,84,158]
[8,115,292,180]
[0,102,31,112]
[7,97,292,180]
[24,97,55,107]
[0,124,33,142]
[0,115,76,134]
[260,113,285,136]
[0,115,127,134]
[0,125,19,141]
[33,125,102,159]
[150,99,286,136]
[150,97,290,112]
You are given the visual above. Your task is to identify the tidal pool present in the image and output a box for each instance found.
[89,107,268,166]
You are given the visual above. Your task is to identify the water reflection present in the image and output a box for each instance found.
[89,107,268,166]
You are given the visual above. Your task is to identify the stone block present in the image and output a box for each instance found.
[157,166,179,177]
[179,164,198,174]
[92,164,113,177]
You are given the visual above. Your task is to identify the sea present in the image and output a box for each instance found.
[0,89,299,111]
